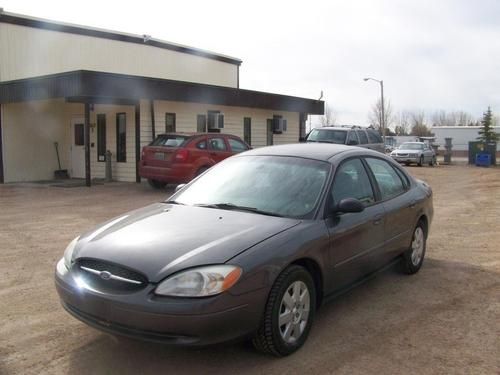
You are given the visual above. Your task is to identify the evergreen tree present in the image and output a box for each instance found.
[477,107,499,142]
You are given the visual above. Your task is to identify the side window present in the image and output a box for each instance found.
[165,113,176,133]
[331,158,375,208]
[197,114,206,132]
[116,113,127,163]
[366,158,406,200]
[228,138,248,153]
[196,139,207,150]
[208,137,227,151]
[346,131,359,145]
[393,166,410,190]
[356,130,368,144]
[244,117,251,145]
[366,129,382,144]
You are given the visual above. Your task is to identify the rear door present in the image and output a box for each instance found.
[325,157,386,292]
[207,136,232,163]
[364,157,413,259]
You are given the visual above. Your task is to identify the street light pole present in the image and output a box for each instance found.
[364,77,386,145]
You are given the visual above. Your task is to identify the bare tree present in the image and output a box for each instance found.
[395,111,411,135]
[431,110,474,126]
[409,110,433,136]
[320,103,337,127]
[368,98,394,134]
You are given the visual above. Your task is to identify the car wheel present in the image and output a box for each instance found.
[252,265,316,357]
[401,222,426,274]
[418,155,424,167]
[147,179,167,189]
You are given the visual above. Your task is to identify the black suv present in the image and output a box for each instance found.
[304,126,384,153]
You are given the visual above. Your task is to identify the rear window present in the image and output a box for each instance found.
[307,129,347,144]
[150,135,190,147]
[366,129,383,144]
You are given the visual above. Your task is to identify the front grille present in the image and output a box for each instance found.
[74,258,148,293]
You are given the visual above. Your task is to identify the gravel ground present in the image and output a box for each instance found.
[0,164,499,375]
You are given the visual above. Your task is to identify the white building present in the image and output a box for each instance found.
[0,11,323,185]
[432,126,500,156]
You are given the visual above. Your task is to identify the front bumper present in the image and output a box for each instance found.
[391,155,419,163]
[55,259,267,346]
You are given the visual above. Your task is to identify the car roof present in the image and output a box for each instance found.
[156,132,241,138]
[401,141,424,144]
[240,143,381,161]
[311,126,372,131]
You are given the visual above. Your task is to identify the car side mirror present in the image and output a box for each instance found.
[335,198,365,213]
[174,184,186,193]
[347,140,358,145]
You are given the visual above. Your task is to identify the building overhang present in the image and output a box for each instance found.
[0,70,324,114]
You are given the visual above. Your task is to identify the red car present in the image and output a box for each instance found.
[139,133,250,188]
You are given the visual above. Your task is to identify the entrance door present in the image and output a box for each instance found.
[71,119,85,178]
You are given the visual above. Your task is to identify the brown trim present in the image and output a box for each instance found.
[0,71,324,114]
[0,103,3,183]
[84,102,91,187]
[150,100,156,140]
[135,103,141,183]
[0,13,242,66]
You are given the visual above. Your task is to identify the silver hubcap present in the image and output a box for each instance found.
[411,227,425,266]
[279,281,310,344]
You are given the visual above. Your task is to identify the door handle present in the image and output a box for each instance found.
[372,214,383,225]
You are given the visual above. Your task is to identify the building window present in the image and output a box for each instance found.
[74,123,84,146]
[97,114,106,162]
[266,119,274,145]
[165,113,176,133]
[116,113,126,162]
[207,111,224,133]
[197,114,206,132]
[244,117,251,145]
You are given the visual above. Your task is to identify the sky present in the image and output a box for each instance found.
[1,0,499,127]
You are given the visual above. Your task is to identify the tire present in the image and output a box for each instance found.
[418,156,424,167]
[147,179,167,189]
[401,221,427,274]
[252,265,316,357]
[429,156,436,167]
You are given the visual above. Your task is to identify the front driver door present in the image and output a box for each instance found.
[325,157,386,293]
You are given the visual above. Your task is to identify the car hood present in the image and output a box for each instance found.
[73,203,300,282]
[394,148,422,153]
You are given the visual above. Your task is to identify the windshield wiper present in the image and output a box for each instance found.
[194,203,283,217]
[164,200,185,205]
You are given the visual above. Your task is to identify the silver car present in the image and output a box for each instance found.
[390,142,436,166]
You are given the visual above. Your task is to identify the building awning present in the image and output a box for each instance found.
[0,70,324,114]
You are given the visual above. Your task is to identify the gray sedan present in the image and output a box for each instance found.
[390,141,436,166]
[55,144,433,356]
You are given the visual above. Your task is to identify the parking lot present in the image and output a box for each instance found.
[1,164,499,375]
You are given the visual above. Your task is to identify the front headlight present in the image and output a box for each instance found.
[63,237,79,269]
[155,265,242,297]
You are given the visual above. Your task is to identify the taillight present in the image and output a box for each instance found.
[174,149,189,162]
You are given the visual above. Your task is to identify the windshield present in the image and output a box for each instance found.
[150,135,190,147]
[173,156,330,218]
[400,143,423,150]
[307,129,347,144]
